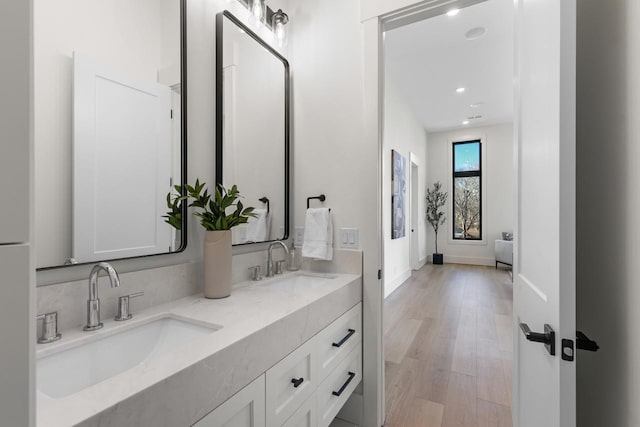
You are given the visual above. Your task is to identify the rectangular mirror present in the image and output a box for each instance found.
[35,0,187,270]
[216,11,289,245]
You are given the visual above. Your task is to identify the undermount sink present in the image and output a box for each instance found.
[37,316,221,399]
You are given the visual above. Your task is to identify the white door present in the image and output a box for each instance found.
[72,52,173,263]
[409,157,419,270]
[513,0,576,426]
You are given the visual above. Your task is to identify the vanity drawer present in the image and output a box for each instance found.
[316,345,362,427]
[266,337,318,427]
[281,392,317,427]
[315,303,361,382]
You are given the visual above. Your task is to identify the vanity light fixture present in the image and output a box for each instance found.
[271,9,289,47]
[250,0,266,23]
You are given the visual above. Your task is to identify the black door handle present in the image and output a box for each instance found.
[576,331,599,352]
[291,377,304,388]
[520,323,556,356]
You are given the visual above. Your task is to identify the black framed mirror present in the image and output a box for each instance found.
[216,10,290,246]
[35,0,188,270]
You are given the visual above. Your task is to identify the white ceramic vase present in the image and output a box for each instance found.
[203,230,232,299]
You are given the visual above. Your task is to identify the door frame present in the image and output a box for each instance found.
[409,152,420,270]
[361,1,487,425]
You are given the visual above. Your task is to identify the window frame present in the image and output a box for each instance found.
[452,139,482,241]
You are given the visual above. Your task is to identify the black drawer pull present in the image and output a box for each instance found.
[332,329,356,348]
[291,377,304,388]
[332,371,356,397]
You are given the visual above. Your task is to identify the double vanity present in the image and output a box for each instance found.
[37,267,362,426]
[32,1,361,426]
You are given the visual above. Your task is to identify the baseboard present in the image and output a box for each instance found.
[427,254,495,267]
[384,269,412,298]
[412,256,427,271]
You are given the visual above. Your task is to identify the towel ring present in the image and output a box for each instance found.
[307,194,330,211]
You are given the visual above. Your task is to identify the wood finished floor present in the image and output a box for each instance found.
[384,264,513,427]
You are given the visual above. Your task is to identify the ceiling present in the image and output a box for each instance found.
[384,0,514,133]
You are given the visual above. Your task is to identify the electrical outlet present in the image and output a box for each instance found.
[339,228,359,249]
[294,226,304,246]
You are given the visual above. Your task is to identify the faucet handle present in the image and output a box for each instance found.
[248,265,263,281]
[115,292,144,321]
[36,312,62,344]
[275,260,286,275]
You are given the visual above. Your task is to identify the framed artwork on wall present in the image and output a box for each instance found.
[392,149,406,239]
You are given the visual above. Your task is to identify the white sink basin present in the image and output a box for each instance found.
[37,316,220,399]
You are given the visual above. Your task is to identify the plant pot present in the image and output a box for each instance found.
[433,253,444,265]
[203,230,232,298]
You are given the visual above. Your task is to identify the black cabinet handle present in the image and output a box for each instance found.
[332,329,356,348]
[291,377,304,388]
[520,323,556,356]
[332,371,356,397]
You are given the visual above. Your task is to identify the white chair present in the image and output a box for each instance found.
[495,239,513,269]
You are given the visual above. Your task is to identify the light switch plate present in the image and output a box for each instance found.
[339,228,359,249]
[294,226,305,246]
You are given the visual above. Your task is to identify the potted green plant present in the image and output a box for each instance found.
[165,180,256,298]
[426,181,448,265]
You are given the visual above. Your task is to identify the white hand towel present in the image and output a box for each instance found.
[245,209,270,243]
[302,208,333,261]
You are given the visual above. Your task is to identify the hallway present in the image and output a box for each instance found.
[384,264,513,427]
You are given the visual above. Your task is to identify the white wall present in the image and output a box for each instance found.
[383,78,428,297]
[285,0,380,423]
[426,123,513,266]
[576,1,640,426]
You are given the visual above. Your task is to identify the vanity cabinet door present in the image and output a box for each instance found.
[193,375,265,427]
[281,393,317,427]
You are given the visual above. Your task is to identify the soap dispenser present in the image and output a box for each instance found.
[287,240,300,271]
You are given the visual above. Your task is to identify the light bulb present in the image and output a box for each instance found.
[250,0,266,23]
[271,9,289,47]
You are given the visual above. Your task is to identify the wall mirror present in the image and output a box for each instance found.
[34,0,187,270]
[216,11,290,245]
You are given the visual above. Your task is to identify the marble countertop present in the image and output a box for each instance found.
[36,271,362,427]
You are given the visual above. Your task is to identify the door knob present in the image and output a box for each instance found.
[520,323,556,356]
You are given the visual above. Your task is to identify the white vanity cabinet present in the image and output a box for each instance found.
[195,303,362,427]
[193,375,266,427]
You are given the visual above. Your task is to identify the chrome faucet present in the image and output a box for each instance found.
[84,262,120,331]
[266,241,289,277]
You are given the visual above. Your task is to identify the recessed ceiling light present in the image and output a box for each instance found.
[465,27,487,40]
[447,9,460,17]
[470,102,485,108]
[456,87,466,94]
[462,120,469,125]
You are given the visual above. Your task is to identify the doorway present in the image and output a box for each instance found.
[379,0,516,425]
[409,155,420,271]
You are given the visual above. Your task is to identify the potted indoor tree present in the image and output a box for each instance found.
[426,181,448,265]
[165,180,256,298]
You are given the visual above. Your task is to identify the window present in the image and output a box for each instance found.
[452,140,482,240]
